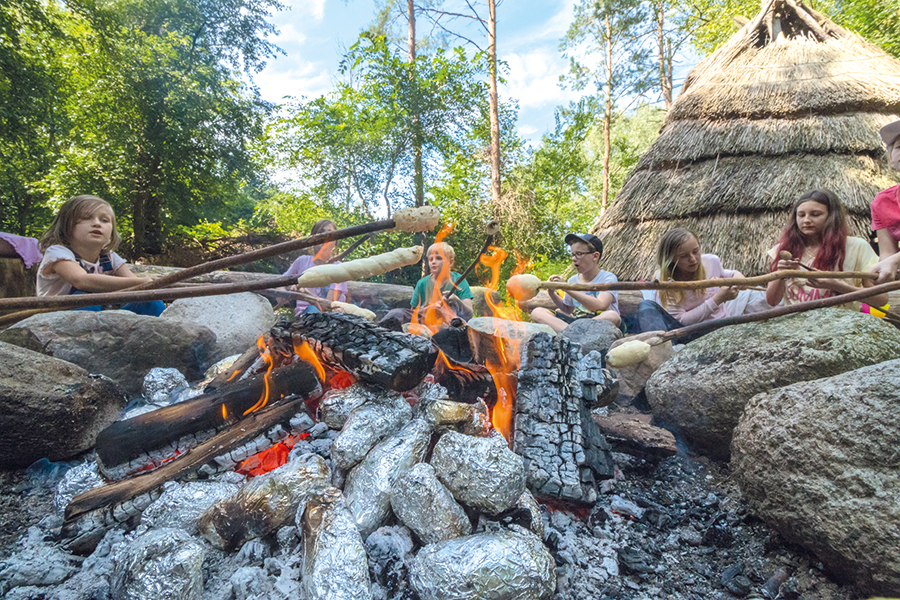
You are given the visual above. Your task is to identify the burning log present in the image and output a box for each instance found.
[198,452,331,551]
[514,333,617,505]
[300,487,373,600]
[94,359,321,480]
[62,395,315,554]
[278,313,437,391]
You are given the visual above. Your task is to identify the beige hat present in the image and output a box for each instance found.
[879,119,900,147]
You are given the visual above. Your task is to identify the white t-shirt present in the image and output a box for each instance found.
[766,237,878,311]
[36,245,127,297]
[562,270,620,315]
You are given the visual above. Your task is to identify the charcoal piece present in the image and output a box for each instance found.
[300,487,372,600]
[332,393,411,470]
[431,320,473,364]
[722,562,752,597]
[616,547,655,574]
[198,453,330,551]
[364,526,415,600]
[409,530,556,600]
[391,463,472,545]
[343,418,433,538]
[109,528,205,600]
[317,384,376,429]
[285,312,437,391]
[513,333,616,505]
[431,431,525,516]
[505,491,544,540]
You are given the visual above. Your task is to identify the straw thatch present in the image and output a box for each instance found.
[592,0,900,278]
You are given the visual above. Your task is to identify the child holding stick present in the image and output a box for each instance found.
[36,195,165,315]
[767,189,887,309]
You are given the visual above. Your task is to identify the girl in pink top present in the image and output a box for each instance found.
[871,120,900,282]
[283,219,348,315]
[654,228,756,325]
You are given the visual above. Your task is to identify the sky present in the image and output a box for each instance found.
[249,0,594,145]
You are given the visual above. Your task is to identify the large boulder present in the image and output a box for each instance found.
[732,360,900,595]
[645,309,900,459]
[161,293,274,362]
[559,318,622,359]
[0,310,216,395]
[0,342,127,467]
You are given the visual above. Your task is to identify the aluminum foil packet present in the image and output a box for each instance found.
[198,452,330,551]
[109,528,205,600]
[141,368,189,404]
[391,463,472,545]
[409,530,556,600]
[331,392,412,470]
[343,418,433,538]
[54,460,104,513]
[317,383,377,429]
[300,487,372,600]
[139,480,240,535]
[430,431,525,516]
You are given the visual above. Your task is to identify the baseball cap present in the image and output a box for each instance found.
[564,233,603,259]
[880,120,900,147]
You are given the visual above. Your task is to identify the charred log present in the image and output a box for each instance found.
[513,333,616,506]
[95,360,321,480]
[276,313,436,391]
[62,396,315,554]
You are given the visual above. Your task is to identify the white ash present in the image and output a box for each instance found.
[0,526,82,593]
[365,525,416,600]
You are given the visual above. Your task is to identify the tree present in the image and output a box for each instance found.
[43,0,283,257]
[561,0,655,214]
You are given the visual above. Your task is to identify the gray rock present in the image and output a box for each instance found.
[109,528,205,600]
[161,293,274,362]
[409,530,556,600]
[646,309,900,459]
[732,359,900,595]
[391,463,473,544]
[198,453,330,551]
[0,342,127,468]
[431,431,525,516]
[559,318,623,358]
[0,311,216,395]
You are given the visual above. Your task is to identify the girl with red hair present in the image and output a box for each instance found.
[766,190,887,309]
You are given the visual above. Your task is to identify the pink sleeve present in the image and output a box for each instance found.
[871,188,894,230]
[667,297,720,325]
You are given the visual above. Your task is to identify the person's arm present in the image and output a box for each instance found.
[546,275,569,311]
[53,260,150,292]
[808,239,889,306]
[766,255,797,306]
[872,251,900,284]
[876,228,900,260]
[667,287,739,325]
[566,289,614,313]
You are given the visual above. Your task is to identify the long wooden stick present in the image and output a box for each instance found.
[446,220,501,295]
[657,279,900,344]
[328,233,373,264]
[542,269,876,294]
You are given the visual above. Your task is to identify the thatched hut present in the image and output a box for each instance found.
[592,0,900,278]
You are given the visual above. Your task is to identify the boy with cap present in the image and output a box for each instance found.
[871,119,900,283]
[529,233,621,333]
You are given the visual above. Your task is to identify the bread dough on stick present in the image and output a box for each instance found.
[330,301,376,321]
[391,206,440,232]
[296,246,424,289]
[506,274,542,302]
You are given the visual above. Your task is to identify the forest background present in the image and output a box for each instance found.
[2,0,898,286]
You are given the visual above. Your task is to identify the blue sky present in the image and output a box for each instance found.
[250,0,591,145]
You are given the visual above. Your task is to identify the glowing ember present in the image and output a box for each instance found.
[234,432,312,477]
[294,340,326,381]
[222,405,228,421]
[329,370,356,389]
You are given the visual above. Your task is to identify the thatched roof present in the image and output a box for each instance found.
[592,0,900,278]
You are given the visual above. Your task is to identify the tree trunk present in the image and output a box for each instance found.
[657,0,672,109]
[409,0,424,210]
[601,15,613,215]
[487,0,502,216]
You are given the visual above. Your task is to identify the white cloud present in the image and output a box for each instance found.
[500,47,584,110]
[252,61,334,103]
[284,0,327,21]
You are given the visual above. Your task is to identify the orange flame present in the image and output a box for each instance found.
[234,432,311,477]
[294,340,326,382]
[478,246,509,290]
[243,335,275,416]
[313,239,335,263]
[511,250,534,276]
[434,222,455,243]
[222,404,228,421]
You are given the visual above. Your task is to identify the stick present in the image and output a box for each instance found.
[445,220,501,296]
[328,233,373,264]
[658,279,900,344]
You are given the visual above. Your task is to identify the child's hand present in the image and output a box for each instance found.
[548,274,564,283]
[713,286,739,304]
[776,258,800,271]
